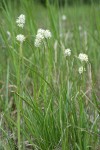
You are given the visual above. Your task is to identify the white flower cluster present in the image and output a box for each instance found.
[16,34,25,43]
[78,66,86,74]
[16,14,25,28]
[78,53,88,62]
[7,31,11,40]
[62,15,67,21]
[16,14,26,43]
[64,48,71,57]
[34,29,52,47]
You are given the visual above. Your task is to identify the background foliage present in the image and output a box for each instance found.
[0,0,100,7]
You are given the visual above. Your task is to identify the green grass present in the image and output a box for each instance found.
[0,0,100,150]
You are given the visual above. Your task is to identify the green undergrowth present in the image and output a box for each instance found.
[0,0,100,150]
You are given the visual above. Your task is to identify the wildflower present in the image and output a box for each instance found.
[7,31,11,40]
[16,14,25,28]
[78,53,88,62]
[34,31,44,47]
[34,28,52,47]
[64,48,71,57]
[36,33,44,40]
[34,38,41,47]
[44,30,52,39]
[78,66,86,74]
[37,29,45,35]
[62,15,67,21]
[16,34,25,43]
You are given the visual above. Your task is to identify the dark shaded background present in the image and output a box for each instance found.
[38,0,99,5]
[0,0,100,8]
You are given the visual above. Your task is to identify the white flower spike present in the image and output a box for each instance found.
[64,48,71,57]
[16,34,25,43]
[34,28,52,47]
[16,14,25,28]
[78,53,88,62]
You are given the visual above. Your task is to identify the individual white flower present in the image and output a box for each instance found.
[78,53,88,62]
[16,14,25,28]
[78,66,86,74]
[64,48,71,57]
[16,34,25,43]
[62,15,67,21]
[44,30,52,39]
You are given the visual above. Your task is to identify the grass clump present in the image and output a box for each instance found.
[0,0,100,149]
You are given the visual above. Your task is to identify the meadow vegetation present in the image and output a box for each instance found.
[0,0,100,149]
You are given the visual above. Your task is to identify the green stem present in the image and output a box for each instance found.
[17,43,23,150]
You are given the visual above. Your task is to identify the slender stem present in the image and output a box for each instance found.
[17,43,23,150]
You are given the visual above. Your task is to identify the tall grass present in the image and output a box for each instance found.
[0,0,100,149]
